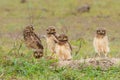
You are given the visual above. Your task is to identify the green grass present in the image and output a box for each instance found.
[0,56,120,80]
[0,0,120,79]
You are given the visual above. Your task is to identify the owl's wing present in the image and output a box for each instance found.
[31,33,44,49]
[93,37,99,53]
[64,42,72,53]
[36,40,44,49]
[52,35,59,43]
[33,33,42,42]
[23,31,43,49]
[103,36,109,46]
[68,42,72,51]
[103,36,110,52]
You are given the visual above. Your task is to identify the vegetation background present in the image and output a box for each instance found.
[0,0,120,80]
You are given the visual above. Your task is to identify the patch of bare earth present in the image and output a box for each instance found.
[53,58,120,70]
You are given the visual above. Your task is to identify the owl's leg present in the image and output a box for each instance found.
[103,48,108,58]
[98,52,101,57]
[104,52,108,58]
[60,54,64,61]
[67,54,71,60]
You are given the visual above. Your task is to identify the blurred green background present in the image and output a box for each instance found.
[0,0,120,57]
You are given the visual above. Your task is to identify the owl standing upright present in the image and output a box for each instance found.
[93,28,110,57]
[23,25,44,58]
[55,34,72,60]
[45,26,58,55]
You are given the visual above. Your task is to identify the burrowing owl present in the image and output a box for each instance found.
[93,28,110,57]
[55,34,72,60]
[23,25,44,58]
[45,26,58,55]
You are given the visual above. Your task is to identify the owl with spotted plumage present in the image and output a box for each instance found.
[23,25,44,58]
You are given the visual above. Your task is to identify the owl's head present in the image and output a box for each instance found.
[57,34,68,43]
[96,28,106,36]
[46,26,56,34]
[24,25,34,33]
[33,50,43,59]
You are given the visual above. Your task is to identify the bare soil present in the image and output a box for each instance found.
[54,58,120,70]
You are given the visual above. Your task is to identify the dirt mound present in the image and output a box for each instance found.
[55,58,120,70]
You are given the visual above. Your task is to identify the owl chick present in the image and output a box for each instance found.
[23,25,44,58]
[55,34,72,60]
[45,26,58,55]
[93,28,110,57]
